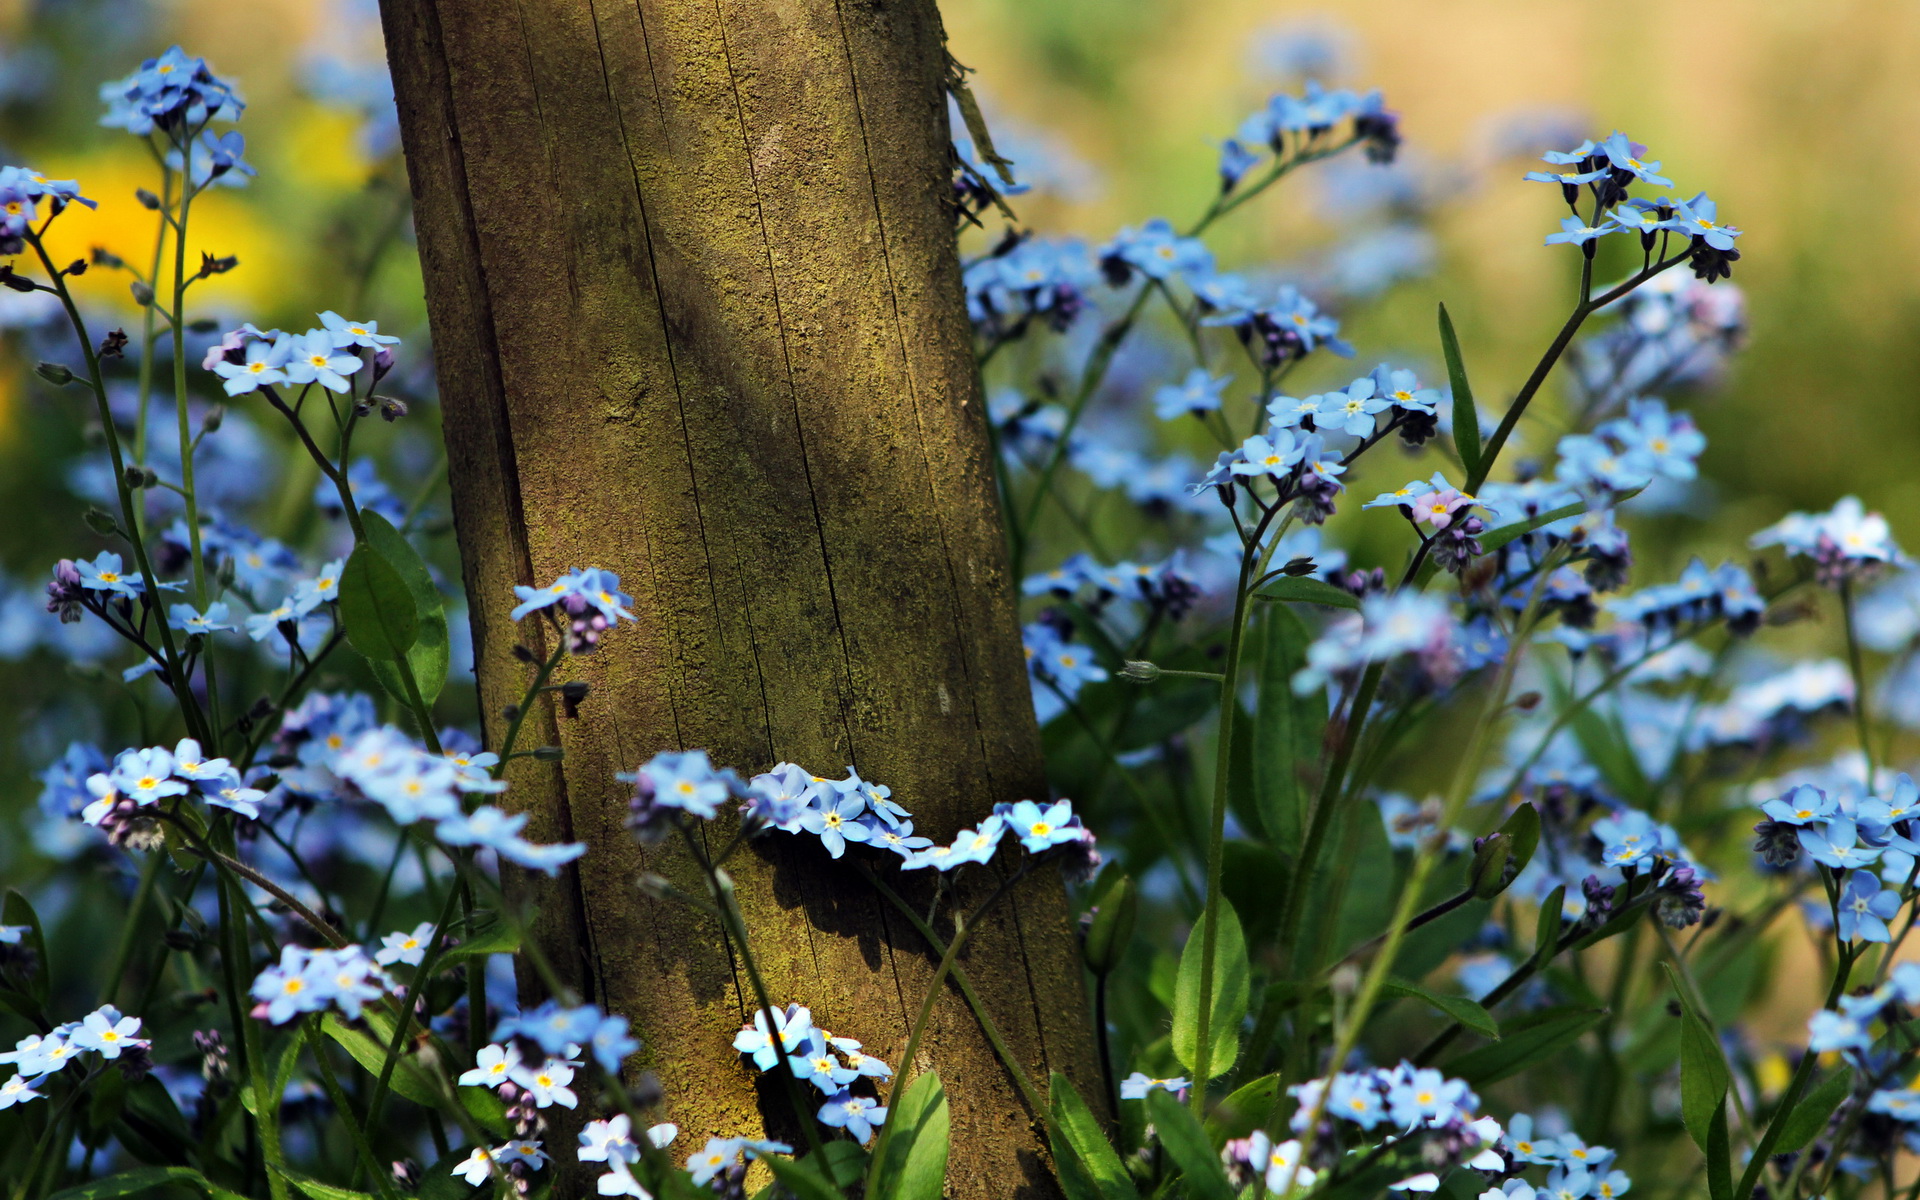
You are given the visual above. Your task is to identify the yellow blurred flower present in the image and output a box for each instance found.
[27,151,295,316]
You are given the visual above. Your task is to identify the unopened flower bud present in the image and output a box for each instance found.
[135,188,161,210]
[33,361,73,386]
[1469,831,1514,899]
[201,405,225,434]
[130,281,154,307]
[531,745,565,761]
[1118,660,1161,682]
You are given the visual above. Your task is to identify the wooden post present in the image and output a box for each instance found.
[377,0,1097,1191]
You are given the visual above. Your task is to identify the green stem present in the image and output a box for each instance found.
[28,232,204,742]
[171,148,207,610]
[1466,250,1692,493]
[99,849,162,1007]
[1733,945,1856,1200]
[304,1017,403,1200]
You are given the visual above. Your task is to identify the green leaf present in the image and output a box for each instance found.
[1773,1065,1851,1154]
[1478,501,1587,555]
[438,914,522,965]
[280,1171,376,1200]
[358,510,450,707]
[1439,303,1481,478]
[47,1167,218,1200]
[4,889,50,1007]
[1381,977,1499,1040]
[1255,575,1360,610]
[1534,885,1567,971]
[761,1152,847,1200]
[1171,904,1250,1079]
[1145,1088,1233,1200]
[321,1013,441,1109]
[813,1142,868,1190]
[1499,804,1541,878]
[1048,1071,1137,1200]
[1666,963,1732,1153]
[1208,1073,1279,1142]
[338,541,419,662]
[869,1071,949,1200]
[1444,1006,1605,1085]
[1707,1096,1732,1200]
[1252,606,1324,849]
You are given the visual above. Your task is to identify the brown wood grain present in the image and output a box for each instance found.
[376,0,1098,1191]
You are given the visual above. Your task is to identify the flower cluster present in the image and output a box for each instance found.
[1526,130,1741,280]
[204,312,399,397]
[98,45,244,136]
[0,164,93,254]
[1023,618,1111,724]
[731,1004,892,1144]
[1752,495,1906,586]
[577,1115,681,1200]
[0,1005,151,1109]
[510,567,637,654]
[249,943,392,1024]
[78,738,266,838]
[1292,592,1457,696]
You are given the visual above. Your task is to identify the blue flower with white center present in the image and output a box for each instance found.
[733,1004,813,1070]
[1327,1071,1386,1128]
[458,1043,521,1089]
[0,1074,45,1110]
[1102,217,1214,283]
[687,1137,744,1186]
[110,746,186,805]
[589,1014,640,1074]
[69,1006,146,1059]
[1386,1066,1469,1128]
[508,1056,578,1109]
[282,330,363,394]
[628,749,737,820]
[1868,1081,1920,1122]
[1607,200,1673,238]
[1595,131,1672,187]
[1320,376,1389,437]
[1555,433,1653,492]
[1266,391,1332,430]
[839,768,911,827]
[1364,477,1437,511]
[251,945,329,1024]
[1839,870,1901,943]
[572,567,635,622]
[376,922,436,968]
[168,602,237,634]
[1153,368,1232,421]
[871,820,934,860]
[1544,1164,1595,1200]
[799,794,872,859]
[1006,799,1080,852]
[319,310,401,350]
[746,763,817,829]
[1763,783,1836,826]
[818,1092,888,1144]
[826,1036,893,1080]
[496,1000,603,1057]
[788,1031,856,1093]
[948,814,1009,868]
[212,335,292,396]
[508,569,586,621]
[1545,215,1613,247]
[244,597,299,643]
[1865,775,1920,826]
[0,1031,79,1077]
[75,552,139,597]
[1600,398,1704,481]
[1502,1113,1563,1164]
[1230,430,1302,479]
[290,560,344,611]
[99,46,245,136]
[1808,1007,1874,1054]
[1118,1071,1189,1100]
[1595,810,1659,868]
[1672,192,1739,251]
[1371,366,1441,414]
[1799,818,1884,870]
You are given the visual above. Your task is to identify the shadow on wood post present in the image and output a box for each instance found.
[376,0,1101,1193]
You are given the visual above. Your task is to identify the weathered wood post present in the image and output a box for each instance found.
[377,0,1098,1191]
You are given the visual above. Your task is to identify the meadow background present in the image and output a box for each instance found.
[0,0,1910,1060]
